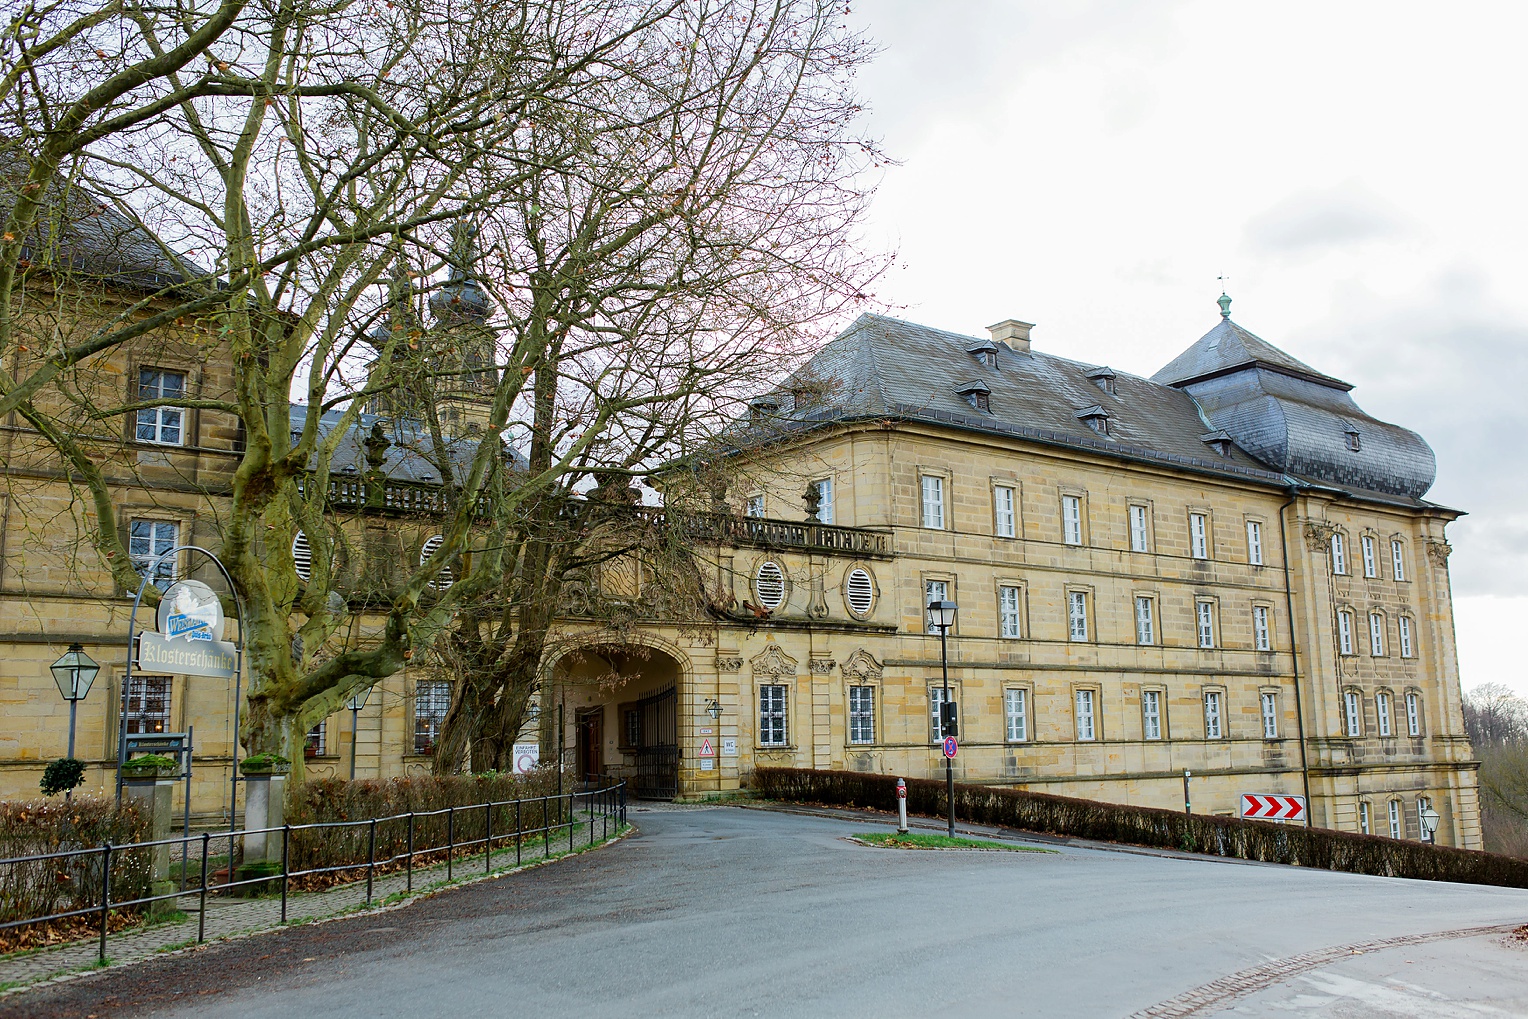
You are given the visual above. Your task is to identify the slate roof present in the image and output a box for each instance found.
[756,313,1285,484]
[289,405,526,484]
[1153,316,1351,390]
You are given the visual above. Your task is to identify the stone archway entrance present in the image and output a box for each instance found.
[549,642,685,800]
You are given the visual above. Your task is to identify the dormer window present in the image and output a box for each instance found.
[1345,427,1362,452]
[1086,366,1117,396]
[956,380,991,413]
[749,398,780,422]
[1073,405,1111,436]
[966,342,1000,370]
[1200,429,1235,458]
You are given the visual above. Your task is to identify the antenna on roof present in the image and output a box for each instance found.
[1216,275,1232,319]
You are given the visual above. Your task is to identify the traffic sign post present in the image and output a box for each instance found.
[942,736,958,759]
[1239,793,1307,822]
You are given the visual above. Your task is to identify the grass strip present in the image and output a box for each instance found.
[854,832,1055,853]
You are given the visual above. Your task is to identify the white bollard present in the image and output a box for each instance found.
[897,777,908,834]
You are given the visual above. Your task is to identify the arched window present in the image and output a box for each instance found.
[420,534,453,590]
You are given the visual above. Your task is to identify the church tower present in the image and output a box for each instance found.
[427,220,498,435]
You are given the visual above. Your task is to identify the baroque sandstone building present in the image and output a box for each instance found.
[0,206,1479,847]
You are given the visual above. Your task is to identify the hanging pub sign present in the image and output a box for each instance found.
[136,580,239,679]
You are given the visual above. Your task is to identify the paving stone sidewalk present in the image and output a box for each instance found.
[0,812,627,995]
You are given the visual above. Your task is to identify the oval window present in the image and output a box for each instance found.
[845,567,875,616]
[292,530,313,582]
[420,534,453,590]
[755,560,786,610]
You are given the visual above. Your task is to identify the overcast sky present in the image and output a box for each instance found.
[845,0,1526,695]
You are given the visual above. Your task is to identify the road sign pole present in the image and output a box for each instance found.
[896,778,908,834]
[1183,769,1191,816]
[940,625,954,838]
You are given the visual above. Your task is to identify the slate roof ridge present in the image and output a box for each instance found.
[1152,317,1352,391]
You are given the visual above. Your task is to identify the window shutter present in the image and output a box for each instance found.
[292,530,313,582]
[756,561,786,609]
[845,567,874,616]
[420,534,453,590]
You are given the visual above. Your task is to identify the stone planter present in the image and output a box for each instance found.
[239,756,291,867]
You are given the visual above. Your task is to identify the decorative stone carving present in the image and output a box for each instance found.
[840,648,883,683]
[1303,521,1337,553]
[809,658,835,675]
[749,642,798,677]
[716,657,743,673]
[1427,540,1453,566]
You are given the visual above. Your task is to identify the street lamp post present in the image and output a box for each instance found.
[51,643,101,763]
[1419,804,1441,845]
[348,687,374,781]
[926,598,958,838]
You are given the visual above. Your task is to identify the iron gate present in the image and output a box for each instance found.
[630,685,678,799]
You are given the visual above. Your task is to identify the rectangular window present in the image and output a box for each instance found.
[1388,799,1402,839]
[1338,611,1355,655]
[1360,801,1371,835]
[1369,613,1385,656]
[1392,540,1406,581]
[1204,691,1223,739]
[1004,688,1029,742]
[994,485,1016,538]
[1398,616,1414,658]
[1377,691,1393,737]
[1196,601,1215,649]
[135,368,186,445]
[624,708,642,748]
[1068,591,1089,641]
[129,519,178,589]
[759,684,788,746]
[1142,690,1162,740]
[998,585,1022,639]
[848,686,875,745]
[1246,520,1263,565]
[1061,495,1083,545]
[1417,796,1433,839]
[305,722,326,757]
[413,680,451,754]
[124,675,171,734]
[1362,535,1377,578]
[745,494,765,518]
[1075,689,1096,741]
[925,579,949,634]
[1331,533,1347,574]
[1129,505,1150,552]
[1261,691,1279,739]
[1189,513,1208,559]
[1406,692,1421,736]
[812,479,834,524]
[1134,596,1155,645]
[929,685,954,742]
[1253,606,1272,651]
[921,475,945,529]
[1344,690,1362,737]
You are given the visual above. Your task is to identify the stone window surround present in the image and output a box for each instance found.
[1139,684,1167,740]
[1058,486,1090,547]
[917,465,952,531]
[1127,498,1155,554]
[994,575,1028,640]
[1200,683,1228,740]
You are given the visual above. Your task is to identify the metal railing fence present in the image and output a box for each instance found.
[0,783,626,962]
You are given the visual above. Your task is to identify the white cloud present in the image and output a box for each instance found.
[1243,181,1412,257]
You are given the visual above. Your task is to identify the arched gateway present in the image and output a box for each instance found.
[545,637,691,800]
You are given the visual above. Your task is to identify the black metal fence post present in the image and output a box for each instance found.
[515,799,522,868]
[198,832,209,943]
[447,806,455,881]
[98,843,113,963]
[365,818,377,904]
[406,813,415,894]
[541,797,549,858]
[485,802,493,874]
[280,824,290,923]
[568,792,574,853]
[589,792,595,846]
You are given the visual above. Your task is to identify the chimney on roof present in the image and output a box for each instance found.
[988,319,1034,353]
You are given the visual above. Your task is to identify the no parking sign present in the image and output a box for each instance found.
[512,744,540,774]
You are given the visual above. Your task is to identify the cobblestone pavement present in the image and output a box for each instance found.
[0,812,626,996]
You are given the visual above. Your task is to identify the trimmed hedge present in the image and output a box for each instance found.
[0,797,150,930]
[754,767,1528,889]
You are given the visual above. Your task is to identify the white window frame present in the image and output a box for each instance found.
[759,684,789,747]
[994,485,1016,538]
[812,478,834,525]
[1261,691,1278,739]
[1398,616,1414,658]
[998,585,1022,639]
[848,685,875,745]
[929,685,955,742]
[1004,688,1029,742]
[1129,505,1150,553]
[1338,611,1355,655]
[1388,799,1402,839]
[1405,692,1422,736]
[135,368,187,446]
[745,494,765,518]
[1392,540,1406,581]
[1253,605,1272,651]
[1361,535,1377,578]
[129,519,179,588]
[1189,513,1208,559]
[1068,591,1089,642]
[1359,801,1371,835]
[1134,596,1155,645]
[1377,691,1393,737]
[925,579,950,634]
[1061,495,1083,546]
[1196,600,1215,649]
[1142,689,1162,741]
[1344,690,1362,737]
[1075,688,1097,742]
[1331,533,1347,575]
[1246,520,1263,565]
[1369,612,1385,656]
[921,475,945,530]
[1203,690,1223,739]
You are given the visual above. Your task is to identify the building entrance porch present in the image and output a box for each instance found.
[550,643,686,801]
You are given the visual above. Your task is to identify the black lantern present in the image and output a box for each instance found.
[50,643,99,765]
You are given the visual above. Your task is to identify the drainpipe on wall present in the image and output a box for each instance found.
[1277,484,1314,827]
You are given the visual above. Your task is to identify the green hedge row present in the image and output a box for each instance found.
[0,797,149,925]
[753,767,1528,889]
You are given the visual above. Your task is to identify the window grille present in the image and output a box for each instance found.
[413,681,451,754]
[1344,690,1362,737]
[755,561,786,610]
[759,685,788,746]
[812,479,834,524]
[292,530,313,582]
[305,723,326,757]
[421,534,453,590]
[1392,540,1406,581]
[1359,801,1371,835]
[125,676,171,734]
[848,686,874,744]
[1398,616,1414,657]
[1338,611,1354,655]
[1369,613,1385,656]
[1406,692,1422,736]
[1331,533,1347,574]
[1388,799,1402,839]
[845,567,875,616]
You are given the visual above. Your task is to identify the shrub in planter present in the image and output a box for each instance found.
[40,758,86,797]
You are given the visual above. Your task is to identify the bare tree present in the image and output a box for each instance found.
[1463,682,1528,748]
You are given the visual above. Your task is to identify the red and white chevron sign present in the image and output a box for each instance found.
[1240,793,1306,821]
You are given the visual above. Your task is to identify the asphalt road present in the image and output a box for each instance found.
[4,805,1527,1018]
